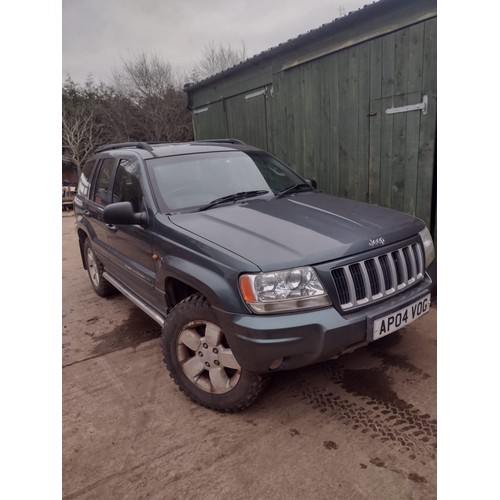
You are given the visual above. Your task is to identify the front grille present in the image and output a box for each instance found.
[331,243,424,311]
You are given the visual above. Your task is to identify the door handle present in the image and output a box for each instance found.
[106,224,118,232]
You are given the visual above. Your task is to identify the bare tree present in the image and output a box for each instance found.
[62,77,106,178]
[99,93,137,143]
[61,54,193,183]
[112,52,193,142]
[190,41,247,82]
[114,52,175,100]
[62,109,102,178]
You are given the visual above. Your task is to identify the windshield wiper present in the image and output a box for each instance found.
[275,182,314,198]
[198,190,269,212]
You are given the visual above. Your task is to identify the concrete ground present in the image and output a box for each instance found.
[62,213,437,500]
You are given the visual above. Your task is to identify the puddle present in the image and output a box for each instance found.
[90,308,161,357]
[341,367,410,411]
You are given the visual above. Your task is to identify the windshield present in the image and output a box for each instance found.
[146,150,305,212]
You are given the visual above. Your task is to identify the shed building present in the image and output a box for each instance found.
[185,0,437,235]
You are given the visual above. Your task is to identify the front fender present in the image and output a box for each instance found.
[158,255,251,314]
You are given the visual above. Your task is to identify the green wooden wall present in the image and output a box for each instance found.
[190,15,436,230]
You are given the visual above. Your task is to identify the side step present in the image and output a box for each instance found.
[103,272,165,327]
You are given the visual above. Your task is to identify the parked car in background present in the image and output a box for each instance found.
[62,183,76,211]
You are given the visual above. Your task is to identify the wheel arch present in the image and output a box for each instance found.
[77,227,90,269]
[160,261,246,314]
[165,277,199,311]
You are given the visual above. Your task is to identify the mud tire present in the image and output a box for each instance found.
[161,294,271,412]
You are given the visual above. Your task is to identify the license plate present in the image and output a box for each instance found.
[372,294,431,340]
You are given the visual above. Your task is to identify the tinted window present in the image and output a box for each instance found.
[77,160,95,198]
[92,158,115,206]
[112,159,142,212]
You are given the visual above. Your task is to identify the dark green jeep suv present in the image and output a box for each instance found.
[75,140,434,411]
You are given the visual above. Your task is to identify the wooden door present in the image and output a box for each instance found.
[368,91,436,229]
[225,89,269,150]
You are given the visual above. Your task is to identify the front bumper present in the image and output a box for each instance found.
[213,275,432,373]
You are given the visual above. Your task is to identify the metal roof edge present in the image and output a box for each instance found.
[184,0,436,93]
[282,8,436,71]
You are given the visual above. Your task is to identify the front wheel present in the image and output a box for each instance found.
[161,294,270,412]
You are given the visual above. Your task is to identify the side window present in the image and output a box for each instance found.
[77,159,95,198]
[112,159,142,213]
[92,158,115,206]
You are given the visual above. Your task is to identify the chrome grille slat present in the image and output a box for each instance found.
[331,242,425,311]
[373,257,386,295]
[364,260,380,298]
[387,252,399,290]
[359,261,373,302]
[344,267,357,307]
[397,249,408,287]
[403,246,417,283]
[413,243,424,279]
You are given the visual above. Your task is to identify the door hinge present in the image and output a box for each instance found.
[385,95,428,116]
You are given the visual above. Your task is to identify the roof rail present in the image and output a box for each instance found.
[194,138,246,145]
[94,142,157,156]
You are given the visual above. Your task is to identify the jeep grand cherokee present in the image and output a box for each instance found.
[74,140,434,412]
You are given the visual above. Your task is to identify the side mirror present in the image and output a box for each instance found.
[306,178,318,189]
[103,202,147,226]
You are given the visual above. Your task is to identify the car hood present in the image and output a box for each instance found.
[168,192,424,271]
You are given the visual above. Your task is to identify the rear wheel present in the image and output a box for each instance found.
[161,294,270,412]
[83,238,117,297]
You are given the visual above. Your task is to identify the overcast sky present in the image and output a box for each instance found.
[63,0,371,85]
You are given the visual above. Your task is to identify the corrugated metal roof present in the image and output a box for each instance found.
[184,0,378,91]
[184,0,436,92]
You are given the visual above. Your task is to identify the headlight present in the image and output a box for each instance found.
[239,266,331,314]
[419,226,435,268]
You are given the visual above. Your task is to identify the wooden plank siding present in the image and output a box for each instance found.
[416,17,437,228]
[225,91,268,150]
[356,43,371,204]
[317,56,333,195]
[192,100,227,139]
[365,19,436,227]
[190,11,436,229]
[368,37,383,205]
[327,54,341,197]
[269,71,286,163]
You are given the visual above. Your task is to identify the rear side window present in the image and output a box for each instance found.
[112,159,142,212]
[77,160,95,198]
[92,158,115,206]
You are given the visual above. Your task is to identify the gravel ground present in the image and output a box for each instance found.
[62,212,437,499]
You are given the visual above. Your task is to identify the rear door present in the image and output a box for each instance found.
[105,157,157,307]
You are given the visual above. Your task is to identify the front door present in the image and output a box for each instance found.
[106,157,158,308]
